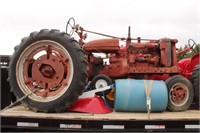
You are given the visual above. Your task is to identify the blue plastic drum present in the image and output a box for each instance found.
[114,79,168,112]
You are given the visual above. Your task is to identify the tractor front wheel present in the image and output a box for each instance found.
[165,75,194,111]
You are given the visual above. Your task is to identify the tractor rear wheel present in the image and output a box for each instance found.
[8,29,88,112]
[165,75,194,111]
[190,64,200,109]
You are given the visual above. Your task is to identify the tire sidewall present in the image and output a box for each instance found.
[166,75,194,111]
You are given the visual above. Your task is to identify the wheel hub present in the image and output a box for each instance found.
[171,85,187,104]
[40,64,55,78]
[32,54,65,91]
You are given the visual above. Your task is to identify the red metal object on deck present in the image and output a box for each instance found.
[68,96,113,114]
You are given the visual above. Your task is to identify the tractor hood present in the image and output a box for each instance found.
[83,39,119,53]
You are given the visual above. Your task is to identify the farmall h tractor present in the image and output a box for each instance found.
[8,18,199,112]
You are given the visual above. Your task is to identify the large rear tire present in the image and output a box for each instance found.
[165,75,194,111]
[8,29,88,112]
[190,64,200,109]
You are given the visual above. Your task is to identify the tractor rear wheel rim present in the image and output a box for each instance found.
[17,40,74,102]
[169,83,189,106]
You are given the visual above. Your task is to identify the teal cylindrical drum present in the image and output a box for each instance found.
[114,79,168,112]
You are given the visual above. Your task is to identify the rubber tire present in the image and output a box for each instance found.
[90,74,112,95]
[190,64,200,109]
[165,75,194,112]
[8,29,88,112]
[89,74,114,107]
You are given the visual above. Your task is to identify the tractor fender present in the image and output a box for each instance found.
[83,39,120,53]
[178,54,200,79]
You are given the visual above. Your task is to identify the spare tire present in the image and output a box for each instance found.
[8,29,88,112]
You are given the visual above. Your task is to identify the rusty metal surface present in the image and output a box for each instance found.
[23,44,71,97]
[128,66,179,73]
[67,21,198,87]
[83,39,119,52]
[32,54,64,89]
[159,38,172,67]
[83,37,180,79]
[72,23,186,81]
[170,84,188,105]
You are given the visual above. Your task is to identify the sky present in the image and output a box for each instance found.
[0,0,199,55]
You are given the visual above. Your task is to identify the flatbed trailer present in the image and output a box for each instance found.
[1,55,200,132]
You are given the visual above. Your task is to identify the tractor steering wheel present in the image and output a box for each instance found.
[66,17,75,36]
[188,39,198,54]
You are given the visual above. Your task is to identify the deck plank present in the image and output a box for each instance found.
[1,104,200,121]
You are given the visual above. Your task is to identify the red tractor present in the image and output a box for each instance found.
[8,18,199,112]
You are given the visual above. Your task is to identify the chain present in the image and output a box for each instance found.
[0,89,37,113]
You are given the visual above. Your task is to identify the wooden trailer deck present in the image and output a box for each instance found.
[1,104,200,132]
[1,104,200,121]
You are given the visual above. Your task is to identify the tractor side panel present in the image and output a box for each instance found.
[159,38,172,67]
[88,57,128,79]
[99,58,128,78]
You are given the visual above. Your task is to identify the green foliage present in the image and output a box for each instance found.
[177,44,200,61]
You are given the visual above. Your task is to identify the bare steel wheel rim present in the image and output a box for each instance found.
[169,83,189,107]
[16,40,74,102]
